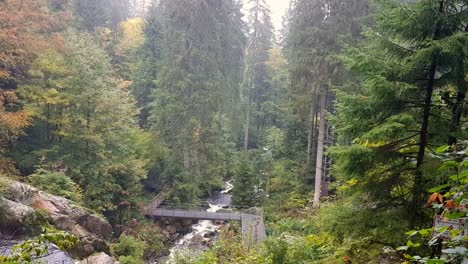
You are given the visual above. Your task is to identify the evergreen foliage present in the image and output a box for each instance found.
[331,0,468,227]
[149,0,246,201]
[0,0,466,262]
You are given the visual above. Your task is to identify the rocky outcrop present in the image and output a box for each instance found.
[0,198,34,227]
[79,252,119,264]
[0,180,112,258]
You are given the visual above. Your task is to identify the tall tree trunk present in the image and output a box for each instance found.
[306,96,317,179]
[306,101,314,175]
[46,103,51,145]
[313,92,327,208]
[411,0,444,228]
[244,88,251,151]
[448,56,466,145]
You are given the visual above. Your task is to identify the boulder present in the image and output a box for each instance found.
[170,233,179,240]
[71,224,92,238]
[166,225,177,234]
[6,181,37,203]
[79,252,119,264]
[0,198,34,226]
[190,234,204,245]
[181,219,195,226]
[79,215,112,239]
[32,196,60,214]
[161,230,170,239]
[53,215,76,231]
[1,180,113,258]
[75,236,110,259]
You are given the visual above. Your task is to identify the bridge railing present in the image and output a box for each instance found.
[146,207,242,221]
[148,202,255,211]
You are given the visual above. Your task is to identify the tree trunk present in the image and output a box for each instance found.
[448,56,466,145]
[411,0,444,228]
[313,92,327,208]
[306,97,316,179]
[46,103,51,145]
[244,88,251,151]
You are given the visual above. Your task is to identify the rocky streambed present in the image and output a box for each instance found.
[156,181,233,263]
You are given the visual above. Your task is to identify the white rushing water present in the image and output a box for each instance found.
[162,181,233,263]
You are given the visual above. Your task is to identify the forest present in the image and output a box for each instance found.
[0,0,467,263]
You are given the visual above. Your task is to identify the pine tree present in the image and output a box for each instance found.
[233,154,257,207]
[243,0,274,151]
[73,0,111,31]
[132,2,162,127]
[331,0,468,226]
[286,0,369,206]
[150,0,246,200]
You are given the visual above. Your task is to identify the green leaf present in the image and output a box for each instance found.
[418,228,433,236]
[435,145,449,154]
[461,160,468,168]
[427,259,445,264]
[450,229,462,238]
[406,240,421,248]
[429,184,450,193]
[397,246,409,251]
[439,161,459,171]
[405,230,418,237]
[445,212,466,220]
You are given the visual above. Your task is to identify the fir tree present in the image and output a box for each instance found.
[331,0,468,227]
[243,0,274,151]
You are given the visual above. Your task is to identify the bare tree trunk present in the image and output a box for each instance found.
[306,96,317,179]
[313,92,327,208]
[244,89,251,151]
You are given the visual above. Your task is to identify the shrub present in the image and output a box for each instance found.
[316,197,408,262]
[0,228,78,263]
[0,176,12,199]
[135,222,166,257]
[28,169,82,202]
[111,234,147,264]
[22,210,50,236]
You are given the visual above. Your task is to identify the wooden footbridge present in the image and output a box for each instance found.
[144,195,266,245]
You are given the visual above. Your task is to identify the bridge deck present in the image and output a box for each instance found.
[147,208,242,221]
[144,205,266,245]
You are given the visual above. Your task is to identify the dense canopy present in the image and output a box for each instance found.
[0,0,466,263]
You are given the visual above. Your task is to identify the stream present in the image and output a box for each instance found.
[158,181,234,263]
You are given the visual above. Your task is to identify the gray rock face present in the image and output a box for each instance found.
[79,252,119,264]
[0,198,34,226]
[0,180,112,258]
[79,215,113,239]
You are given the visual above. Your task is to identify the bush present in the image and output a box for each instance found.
[111,234,147,264]
[134,222,167,257]
[0,176,13,199]
[23,210,50,236]
[28,169,82,202]
[316,197,408,262]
